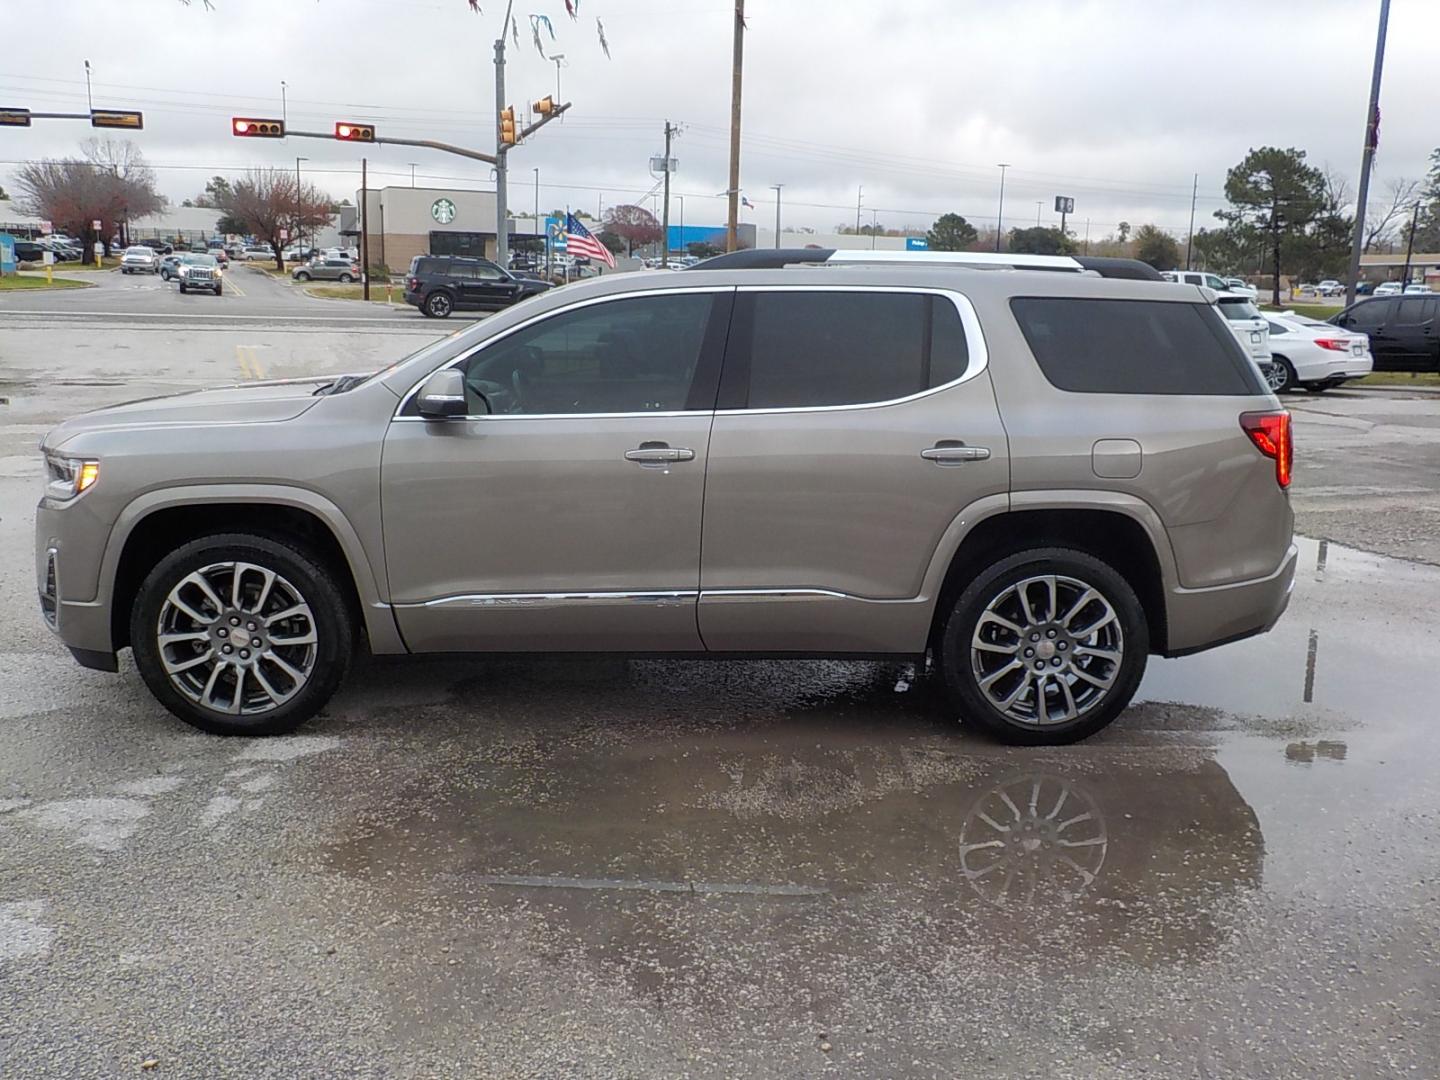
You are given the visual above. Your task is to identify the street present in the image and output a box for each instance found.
[2,282,1439,1078]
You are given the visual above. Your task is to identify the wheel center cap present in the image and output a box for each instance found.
[1036,640,1057,660]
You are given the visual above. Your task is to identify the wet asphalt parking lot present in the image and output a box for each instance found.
[1,268,1438,1078]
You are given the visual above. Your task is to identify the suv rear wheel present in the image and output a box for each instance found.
[424,290,455,318]
[938,548,1148,745]
[130,533,354,736]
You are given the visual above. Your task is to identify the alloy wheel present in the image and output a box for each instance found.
[156,561,318,715]
[969,574,1124,726]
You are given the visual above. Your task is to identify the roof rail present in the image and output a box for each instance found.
[685,247,1162,280]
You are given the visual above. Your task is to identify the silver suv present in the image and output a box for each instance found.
[35,252,1297,744]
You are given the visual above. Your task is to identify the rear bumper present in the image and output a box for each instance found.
[1161,543,1298,657]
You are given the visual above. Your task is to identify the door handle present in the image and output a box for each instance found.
[922,442,991,465]
[625,444,696,465]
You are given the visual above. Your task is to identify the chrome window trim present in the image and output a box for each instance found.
[716,284,989,416]
[393,285,736,421]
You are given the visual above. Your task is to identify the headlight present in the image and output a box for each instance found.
[45,454,99,501]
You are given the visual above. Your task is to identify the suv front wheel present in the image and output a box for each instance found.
[130,533,354,736]
[938,548,1148,745]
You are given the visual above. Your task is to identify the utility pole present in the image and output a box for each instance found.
[725,0,745,252]
[1401,201,1420,285]
[533,167,540,265]
[771,183,783,248]
[84,60,93,112]
[1035,201,1043,227]
[994,163,1009,251]
[1084,218,1090,255]
[660,120,674,267]
[1185,173,1198,270]
[494,0,513,267]
[361,156,370,302]
[295,156,307,256]
[855,185,863,235]
[1346,0,1391,308]
[281,81,288,125]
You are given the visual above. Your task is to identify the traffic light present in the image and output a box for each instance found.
[232,117,285,138]
[499,106,517,146]
[0,107,32,127]
[532,96,556,116]
[91,109,144,130]
[335,121,375,142]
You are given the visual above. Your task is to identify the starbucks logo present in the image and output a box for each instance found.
[431,198,457,224]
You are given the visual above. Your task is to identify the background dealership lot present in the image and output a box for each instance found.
[2,269,1438,1076]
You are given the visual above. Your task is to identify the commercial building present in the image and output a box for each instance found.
[356,186,543,271]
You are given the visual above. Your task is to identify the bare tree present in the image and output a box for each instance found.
[13,139,164,259]
[1364,176,1420,253]
[217,168,334,271]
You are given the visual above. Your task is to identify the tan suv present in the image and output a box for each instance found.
[35,252,1297,744]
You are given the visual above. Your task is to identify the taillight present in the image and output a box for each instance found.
[1240,410,1292,488]
[407,277,418,290]
[1312,337,1353,352]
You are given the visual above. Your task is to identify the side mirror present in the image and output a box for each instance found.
[416,369,471,418]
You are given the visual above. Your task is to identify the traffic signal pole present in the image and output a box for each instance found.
[494,20,510,267]
[282,128,497,164]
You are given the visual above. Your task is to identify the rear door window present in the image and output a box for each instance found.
[723,291,972,409]
[1010,297,1263,395]
[1394,297,1435,325]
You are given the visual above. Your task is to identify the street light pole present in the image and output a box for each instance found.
[994,163,1010,252]
[533,166,540,263]
[1345,0,1391,308]
[84,60,93,113]
[771,184,783,248]
[281,81,287,125]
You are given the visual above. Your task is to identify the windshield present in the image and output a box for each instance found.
[182,254,217,266]
[1217,299,1262,321]
[125,247,152,255]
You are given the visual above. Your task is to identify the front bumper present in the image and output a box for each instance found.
[1162,543,1298,656]
[36,498,118,668]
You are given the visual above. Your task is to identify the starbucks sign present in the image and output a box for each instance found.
[431,198,457,224]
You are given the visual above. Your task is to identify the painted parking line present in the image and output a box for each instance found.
[470,873,829,897]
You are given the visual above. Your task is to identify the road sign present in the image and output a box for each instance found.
[1054,196,1075,214]
[39,220,52,234]
[649,156,678,174]
[92,220,102,231]
[91,109,143,130]
[906,237,929,251]
[279,228,289,241]
[546,216,568,253]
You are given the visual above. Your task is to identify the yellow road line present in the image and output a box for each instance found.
[223,272,245,298]
[234,344,269,381]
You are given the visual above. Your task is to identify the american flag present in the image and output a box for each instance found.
[565,212,616,269]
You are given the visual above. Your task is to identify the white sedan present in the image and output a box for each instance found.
[1265,311,1373,393]
[1373,282,1403,297]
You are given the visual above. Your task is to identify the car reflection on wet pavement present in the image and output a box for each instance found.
[2,537,1437,1077]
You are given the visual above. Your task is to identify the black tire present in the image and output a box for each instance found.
[178,282,187,293]
[295,271,311,281]
[937,548,1148,745]
[1271,356,1298,394]
[425,290,454,318]
[338,273,353,283]
[214,284,222,296]
[129,533,354,736]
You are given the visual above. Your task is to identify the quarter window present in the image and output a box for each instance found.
[451,293,716,415]
[729,291,971,410]
[1011,297,1262,396]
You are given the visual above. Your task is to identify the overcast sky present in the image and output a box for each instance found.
[2,0,1435,238]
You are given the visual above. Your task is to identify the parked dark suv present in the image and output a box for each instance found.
[404,255,552,318]
[1331,294,1439,372]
